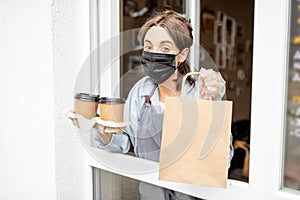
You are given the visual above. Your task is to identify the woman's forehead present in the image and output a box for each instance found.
[144,26,176,45]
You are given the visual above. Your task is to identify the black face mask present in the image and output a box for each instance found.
[140,51,177,84]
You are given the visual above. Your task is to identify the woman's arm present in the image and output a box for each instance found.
[97,133,112,145]
[93,78,146,153]
[94,130,131,153]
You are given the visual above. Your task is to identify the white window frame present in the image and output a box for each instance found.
[89,0,120,97]
[83,0,300,199]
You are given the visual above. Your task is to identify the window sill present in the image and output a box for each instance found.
[80,131,250,199]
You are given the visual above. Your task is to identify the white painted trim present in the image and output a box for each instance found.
[83,158,94,200]
[186,0,201,72]
[89,0,99,94]
[84,146,251,200]
[97,0,120,97]
[89,0,120,96]
[249,0,292,199]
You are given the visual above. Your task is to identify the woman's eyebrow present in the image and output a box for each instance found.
[160,40,174,45]
[144,39,152,44]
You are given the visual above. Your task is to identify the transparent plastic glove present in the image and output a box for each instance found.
[67,111,97,131]
[70,117,79,128]
[198,68,226,100]
[94,124,124,134]
[66,111,79,128]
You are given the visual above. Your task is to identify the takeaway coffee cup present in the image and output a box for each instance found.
[74,93,100,119]
[99,97,126,122]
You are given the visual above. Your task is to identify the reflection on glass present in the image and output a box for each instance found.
[120,0,186,98]
[92,168,199,200]
[93,167,140,200]
[283,0,300,191]
[283,84,300,190]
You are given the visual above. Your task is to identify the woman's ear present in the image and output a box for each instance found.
[177,48,190,62]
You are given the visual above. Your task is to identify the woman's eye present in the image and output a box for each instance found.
[144,45,152,51]
[161,46,170,52]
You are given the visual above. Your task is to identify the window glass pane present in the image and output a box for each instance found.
[120,0,254,183]
[93,167,140,200]
[120,0,186,98]
[200,0,254,182]
[92,168,199,200]
[283,0,300,191]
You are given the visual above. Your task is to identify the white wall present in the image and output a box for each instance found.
[0,0,56,199]
[52,0,90,199]
[0,0,90,199]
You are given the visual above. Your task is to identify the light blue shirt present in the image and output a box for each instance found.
[94,76,233,163]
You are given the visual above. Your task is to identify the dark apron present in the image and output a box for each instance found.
[135,85,164,162]
[136,85,197,200]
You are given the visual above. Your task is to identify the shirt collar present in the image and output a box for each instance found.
[137,77,158,96]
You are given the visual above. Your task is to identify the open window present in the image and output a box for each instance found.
[86,0,257,199]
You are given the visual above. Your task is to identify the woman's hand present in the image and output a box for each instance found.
[198,68,226,100]
[95,124,124,134]
[95,124,113,144]
[95,124,124,144]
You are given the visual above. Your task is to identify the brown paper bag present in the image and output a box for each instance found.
[158,73,233,188]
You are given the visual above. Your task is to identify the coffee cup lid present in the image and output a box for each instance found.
[99,97,126,104]
[74,93,100,102]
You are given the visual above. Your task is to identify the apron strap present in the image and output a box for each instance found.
[144,84,158,104]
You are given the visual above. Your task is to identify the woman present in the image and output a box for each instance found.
[95,10,233,200]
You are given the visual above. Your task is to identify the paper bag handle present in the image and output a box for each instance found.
[181,72,212,100]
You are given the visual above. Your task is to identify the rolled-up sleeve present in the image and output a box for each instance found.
[92,78,147,154]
